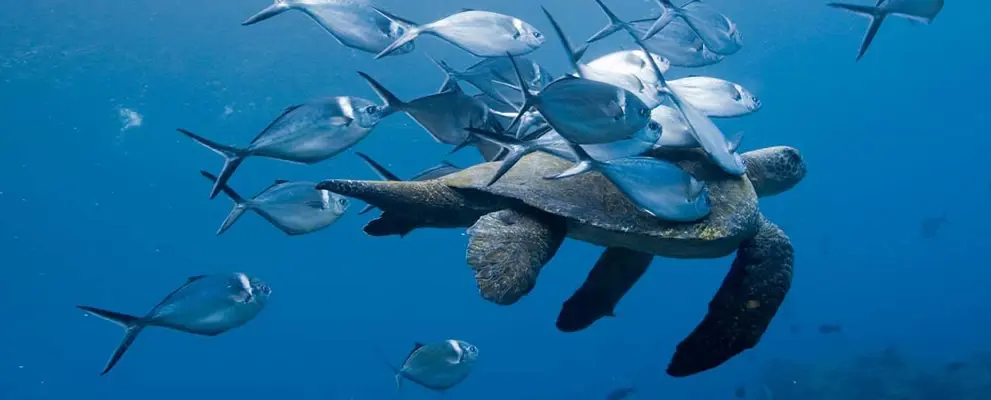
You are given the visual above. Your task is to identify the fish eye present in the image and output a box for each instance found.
[751,96,759,103]
[648,121,660,131]
[337,198,348,207]
[533,31,542,39]
[364,105,378,114]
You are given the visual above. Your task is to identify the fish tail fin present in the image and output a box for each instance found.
[500,53,538,134]
[199,170,250,235]
[642,0,678,40]
[827,3,885,60]
[541,7,585,72]
[76,306,145,376]
[241,0,291,26]
[425,54,459,93]
[374,16,422,59]
[176,128,248,199]
[587,0,631,43]
[464,126,543,186]
[357,71,405,117]
[545,141,596,180]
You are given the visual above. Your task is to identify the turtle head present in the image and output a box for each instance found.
[740,146,806,198]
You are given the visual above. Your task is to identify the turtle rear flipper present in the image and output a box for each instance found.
[666,214,794,377]
[556,247,654,332]
[467,209,566,305]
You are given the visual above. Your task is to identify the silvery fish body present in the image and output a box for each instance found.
[178,97,384,200]
[202,172,349,236]
[650,105,696,148]
[597,157,712,222]
[546,142,712,222]
[404,90,495,145]
[242,0,416,56]
[143,274,270,333]
[668,76,761,118]
[394,340,480,391]
[541,128,658,161]
[676,1,743,56]
[530,77,652,145]
[585,50,671,87]
[246,97,382,162]
[376,10,544,58]
[572,64,660,108]
[249,181,349,234]
[77,273,271,375]
[584,2,724,68]
[635,20,725,68]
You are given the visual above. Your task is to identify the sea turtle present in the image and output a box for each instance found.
[316,145,806,377]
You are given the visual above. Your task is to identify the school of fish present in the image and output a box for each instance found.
[74,0,943,393]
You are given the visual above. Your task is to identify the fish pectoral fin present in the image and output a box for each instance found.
[329,116,354,126]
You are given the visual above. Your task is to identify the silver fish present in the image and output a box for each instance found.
[242,0,417,56]
[587,5,724,67]
[200,171,349,236]
[359,72,497,146]
[541,8,655,106]
[628,30,746,176]
[178,97,385,199]
[465,117,661,186]
[651,105,696,148]
[642,0,743,56]
[549,141,711,222]
[668,76,761,118]
[355,152,462,214]
[429,56,554,108]
[502,72,651,145]
[388,340,480,391]
[502,13,652,145]
[77,273,271,375]
[376,9,544,59]
[585,50,671,85]
[828,0,944,60]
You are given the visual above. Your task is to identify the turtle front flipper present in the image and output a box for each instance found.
[666,214,793,377]
[466,209,566,305]
[556,247,654,332]
[316,179,507,236]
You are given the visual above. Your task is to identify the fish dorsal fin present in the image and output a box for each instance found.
[439,160,460,169]
[356,152,403,181]
[251,104,304,144]
[404,343,426,362]
[460,8,477,12]
[256,179,291,195]
[152,275,209,311]
[274,179,290,185]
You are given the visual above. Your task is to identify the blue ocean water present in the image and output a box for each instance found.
[1,0,989,398]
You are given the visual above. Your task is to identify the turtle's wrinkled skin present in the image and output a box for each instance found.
[317,146,806,377]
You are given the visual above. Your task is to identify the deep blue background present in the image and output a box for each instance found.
[1,0,988,398]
